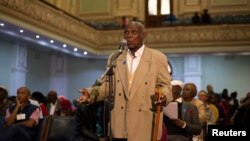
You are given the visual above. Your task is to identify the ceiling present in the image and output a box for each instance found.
[1,0,250,58]
[0,19,108,59]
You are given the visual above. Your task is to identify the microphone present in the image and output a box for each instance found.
[109,39,127,64]
[118,39,127,53]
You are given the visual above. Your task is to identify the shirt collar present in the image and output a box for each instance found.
[127,44,145,58]
[175,97,183,103]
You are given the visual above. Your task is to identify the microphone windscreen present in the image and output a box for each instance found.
[120,39,127,46]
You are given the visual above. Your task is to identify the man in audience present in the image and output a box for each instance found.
[233,92,250,128]
[191,12,201,24]
[206,84,220,109]
[73,101,105,141]
[46,90,62,116]
[0,86,13,116]
[0,86,40,141]
[201,9,211,24]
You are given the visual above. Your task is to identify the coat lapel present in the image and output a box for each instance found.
[116,50,129,99]
[128,47,151,100]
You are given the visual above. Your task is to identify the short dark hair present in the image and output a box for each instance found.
[0,87,8,99]
[32,91,46,103]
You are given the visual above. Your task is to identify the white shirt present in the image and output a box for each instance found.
[126,45,144,75]
[49,101,58,115]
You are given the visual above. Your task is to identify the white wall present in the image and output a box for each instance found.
[0,41,12,92]
[169,55,250,99]
[1,38,250,101]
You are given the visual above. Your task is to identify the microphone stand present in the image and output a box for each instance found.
[97,49,123,141]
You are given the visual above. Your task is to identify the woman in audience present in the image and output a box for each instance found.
[60,97,75,116]
[182,83,206,141]
[163,80,202,141]
[198,90,217,125]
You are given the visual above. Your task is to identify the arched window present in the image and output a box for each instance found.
[145,0,173,27]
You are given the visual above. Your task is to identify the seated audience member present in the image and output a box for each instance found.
[0,86,40,141]
[29,97,43,119]
[228,91,239,117]
[8,95,17,103]
[198,90,217,125]
[218,88,231,125]
[206,84,221,110]
[0,86,14,116]
[61,98,75,116]
[31,91,48,117]
[163,80,202,141]
[73,101,105,141]
[182,83,206,141]
[192,12,201,24]
[166,12,177,23]
[121,16,130,29]
[201,9,211,24]
[183,83,206,123]
[233,92,250,128]
[198,90,218,141]
[46,90,62,116]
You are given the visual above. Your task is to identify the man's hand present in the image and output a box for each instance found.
[77,88,91,103]
[153,87,167,106]
[99,138,106,141]
[172,118,186,128]
[154,94,167,106]
[15,98,22,109]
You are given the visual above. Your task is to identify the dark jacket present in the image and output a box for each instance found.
[74,102,103,141]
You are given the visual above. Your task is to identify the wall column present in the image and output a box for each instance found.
[183,55,202,91]
[10,44,27,95]
[49,54,68,97]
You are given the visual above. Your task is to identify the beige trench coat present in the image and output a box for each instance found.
[88,47,172,141]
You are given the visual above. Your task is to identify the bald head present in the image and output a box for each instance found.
[127,21,145,32]
[16,86,31,103]
[207,84,214,93]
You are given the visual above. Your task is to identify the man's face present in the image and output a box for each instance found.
[16,87,30,103]
[124,22,145,51]
[47,93,57,103]
[172,85,182,100]
[198,92,207,102]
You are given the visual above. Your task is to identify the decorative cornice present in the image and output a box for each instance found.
[100,24,250,54]
[0,0,250,55]
[0,0,99,50]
